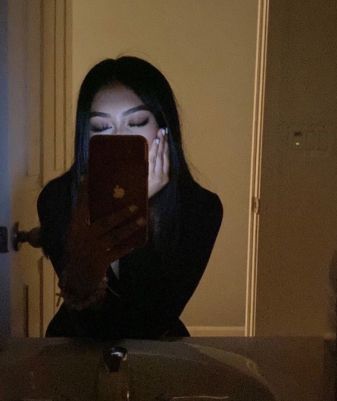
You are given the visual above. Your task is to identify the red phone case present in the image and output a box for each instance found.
[88,135,148,249]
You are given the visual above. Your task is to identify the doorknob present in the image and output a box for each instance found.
[12,222,41,251]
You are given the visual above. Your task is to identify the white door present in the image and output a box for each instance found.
[0,0,72,337]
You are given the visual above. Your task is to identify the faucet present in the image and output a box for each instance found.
[103,346,128,373]
[97,346,130,401]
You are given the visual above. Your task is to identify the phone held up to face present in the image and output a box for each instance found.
[88,135,149,249]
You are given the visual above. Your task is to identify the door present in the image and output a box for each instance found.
[256,0,337,336]
[0,0,72,337]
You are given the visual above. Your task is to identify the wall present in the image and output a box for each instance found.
[72,0,260,333]
[257,0,337,335]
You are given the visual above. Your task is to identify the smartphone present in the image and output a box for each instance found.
[88,135,149,249]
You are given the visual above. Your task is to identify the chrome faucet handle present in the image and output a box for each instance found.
[102,346,128,373]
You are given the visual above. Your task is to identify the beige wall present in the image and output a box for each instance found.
[72,0,260,332]
[257,0,337,335]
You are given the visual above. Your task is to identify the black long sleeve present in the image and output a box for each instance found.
[37,173,223,339]
[118,184,223,337]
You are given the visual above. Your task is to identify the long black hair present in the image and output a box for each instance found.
[71,56,194,249]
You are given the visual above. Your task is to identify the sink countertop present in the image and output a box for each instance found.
[0,336,335,401]
[181,336,335,401]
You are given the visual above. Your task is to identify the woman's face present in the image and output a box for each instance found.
[89,84,159,146]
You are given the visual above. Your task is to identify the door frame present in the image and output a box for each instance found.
[0,0,11,337]
[245,0,269,336]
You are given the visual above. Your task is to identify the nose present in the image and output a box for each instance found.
[115,127,133,136]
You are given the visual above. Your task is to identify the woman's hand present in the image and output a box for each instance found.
[148,128,170,198]
[60,180,145,310]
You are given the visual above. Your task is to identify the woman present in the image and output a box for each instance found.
[38,56,223,339]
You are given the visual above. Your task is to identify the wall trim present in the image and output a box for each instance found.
[187,326,246,337]
[245,0,270,337]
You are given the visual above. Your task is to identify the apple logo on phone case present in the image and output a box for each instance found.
[113,185,126,199]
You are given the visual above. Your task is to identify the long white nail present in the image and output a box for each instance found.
[155,138,160,145]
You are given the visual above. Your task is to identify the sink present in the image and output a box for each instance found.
[0,338,276,401]
[125,341,276,401]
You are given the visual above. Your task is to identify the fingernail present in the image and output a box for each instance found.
[155,138,160,145]
[161,128,168,136]
[129,205,138,213]
[136,217,146,227]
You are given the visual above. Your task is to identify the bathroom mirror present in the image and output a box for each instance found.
[1,0,336,339]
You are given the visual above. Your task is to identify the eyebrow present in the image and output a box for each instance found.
[89,105,149,119]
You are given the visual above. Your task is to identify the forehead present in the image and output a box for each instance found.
[91,84,143,111]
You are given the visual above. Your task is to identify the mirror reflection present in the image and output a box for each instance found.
[1,0,336,340]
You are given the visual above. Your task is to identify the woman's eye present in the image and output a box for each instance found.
[128,118,149,128]
[90,125,112,133]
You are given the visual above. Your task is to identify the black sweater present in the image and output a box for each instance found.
[37,171,223,340]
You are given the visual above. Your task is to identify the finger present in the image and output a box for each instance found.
[98,217,146,263]
[91,205,139,237]
[103,243,134,265]
[154,130,165,174]
[102,216,146,245]
[149,137,159,173]
[163,135,169,175]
